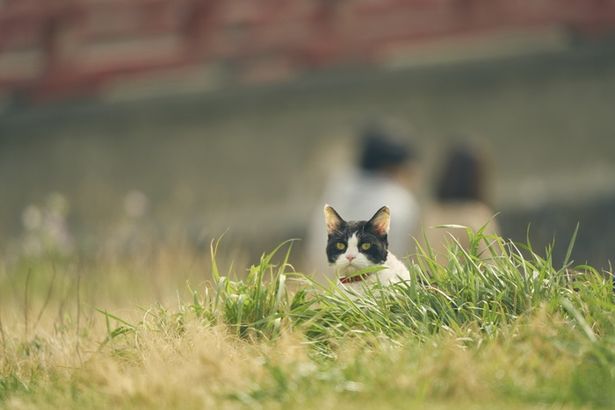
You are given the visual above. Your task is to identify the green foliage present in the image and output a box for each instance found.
[134,230,613,350]
[1,229,614,409]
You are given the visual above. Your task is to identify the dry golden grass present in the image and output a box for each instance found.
[1,235,614,409]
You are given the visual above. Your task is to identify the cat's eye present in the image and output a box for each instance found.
[361,243,372,251]
[335,242,346,250]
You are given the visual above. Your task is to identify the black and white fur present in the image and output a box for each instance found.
[324,205,410,292]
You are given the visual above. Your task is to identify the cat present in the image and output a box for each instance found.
[324,204,410,293]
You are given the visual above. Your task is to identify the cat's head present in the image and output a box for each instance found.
[324,205,390,273]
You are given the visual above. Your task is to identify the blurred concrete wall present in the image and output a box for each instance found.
[1,43,614,266]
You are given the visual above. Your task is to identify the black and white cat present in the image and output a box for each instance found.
[324,204,410,292]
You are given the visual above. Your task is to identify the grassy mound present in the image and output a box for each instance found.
[1,231,614,409]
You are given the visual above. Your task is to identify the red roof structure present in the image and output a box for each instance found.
[1,0,614,101]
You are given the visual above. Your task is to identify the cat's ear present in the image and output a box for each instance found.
[324,204,345,234]
[368,206,390,236]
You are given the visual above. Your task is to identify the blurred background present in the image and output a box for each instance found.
[1,0,615,270]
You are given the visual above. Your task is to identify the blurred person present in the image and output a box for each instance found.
[422,143,499,263]
[306,126,421,278]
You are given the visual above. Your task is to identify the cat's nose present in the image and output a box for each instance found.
[346,255,356,262]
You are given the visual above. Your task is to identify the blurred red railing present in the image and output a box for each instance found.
[1,0,614,101]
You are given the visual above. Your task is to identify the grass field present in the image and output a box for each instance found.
[1,230,614,409]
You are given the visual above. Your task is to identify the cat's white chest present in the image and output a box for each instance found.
[376,252,410,284]
[337,251,410,293]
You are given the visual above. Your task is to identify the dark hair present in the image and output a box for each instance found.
[358,127,415,172]
[436,145,486,203]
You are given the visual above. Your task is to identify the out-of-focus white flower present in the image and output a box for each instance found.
[19,193,74,257]
[22,205,42,230]
[124,190,148,218]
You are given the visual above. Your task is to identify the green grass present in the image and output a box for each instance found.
[0,230,614,409]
